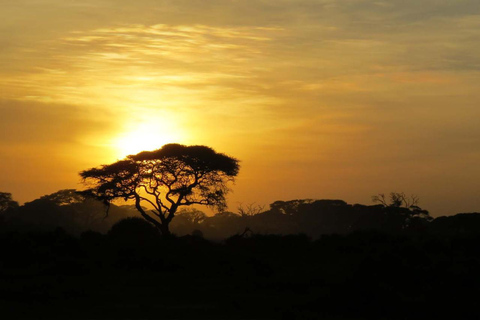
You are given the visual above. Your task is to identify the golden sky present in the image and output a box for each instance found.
[1,0,479,216]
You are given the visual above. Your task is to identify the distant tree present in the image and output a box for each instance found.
[372,192,432,229]
[372,192,420,209]
[237,202,265,217]
[175,208,207,225]
[36,189,86,206]
[269,199,314,215]
[201,211,245,239]
[80,144,239,235]
[171,208,208,235]
[10,189,132,234]
[0,192,19,213]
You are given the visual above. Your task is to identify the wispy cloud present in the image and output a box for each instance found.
[1,24,282,108]
[1,1,480,213]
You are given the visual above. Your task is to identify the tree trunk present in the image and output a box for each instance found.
[159,222,171,236]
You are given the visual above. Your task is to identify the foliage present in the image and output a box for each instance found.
[269,199,315,215]
[80,144,239,235]
[35,189,86,206]
[108,217,160,243]
[1,189,134,235]
[0,192,19,213]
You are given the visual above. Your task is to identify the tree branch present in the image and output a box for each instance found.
[134,194,163,227]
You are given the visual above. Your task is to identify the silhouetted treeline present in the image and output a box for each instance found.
[171,199,433,239]
[0,190,133,235]
[1,190,479,240]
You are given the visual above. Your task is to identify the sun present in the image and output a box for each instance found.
[113,122,184,158]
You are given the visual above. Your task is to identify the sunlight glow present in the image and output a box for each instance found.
[113,121,185,158]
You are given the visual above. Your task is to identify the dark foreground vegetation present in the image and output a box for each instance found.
[1,224,480,319]
[1,190,480,319]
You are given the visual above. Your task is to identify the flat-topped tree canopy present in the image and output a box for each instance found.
[130,143,239,176]
[80,144,240,235]
[80,159,140,203]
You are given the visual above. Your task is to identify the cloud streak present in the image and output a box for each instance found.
[0,0,479,214]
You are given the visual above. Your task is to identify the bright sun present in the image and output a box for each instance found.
[113,121,184,158]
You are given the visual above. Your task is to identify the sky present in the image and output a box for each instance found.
[1,0,479,216]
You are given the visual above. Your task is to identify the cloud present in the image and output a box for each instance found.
[1,0,480,214]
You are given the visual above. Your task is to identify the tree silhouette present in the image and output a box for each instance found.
[237,202,265,217]
[6,189,132,235]
[175,208,207,225]
[372,192,419,208]
[0,192,19,214]
[80,144,239,235]
[372,192,432,230]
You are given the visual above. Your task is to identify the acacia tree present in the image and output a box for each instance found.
[80,144,239,235]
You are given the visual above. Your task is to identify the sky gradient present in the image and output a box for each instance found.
[1,0,480,216]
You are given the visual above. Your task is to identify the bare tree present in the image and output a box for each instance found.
[372,192,419,209]
[237,202,265,217]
